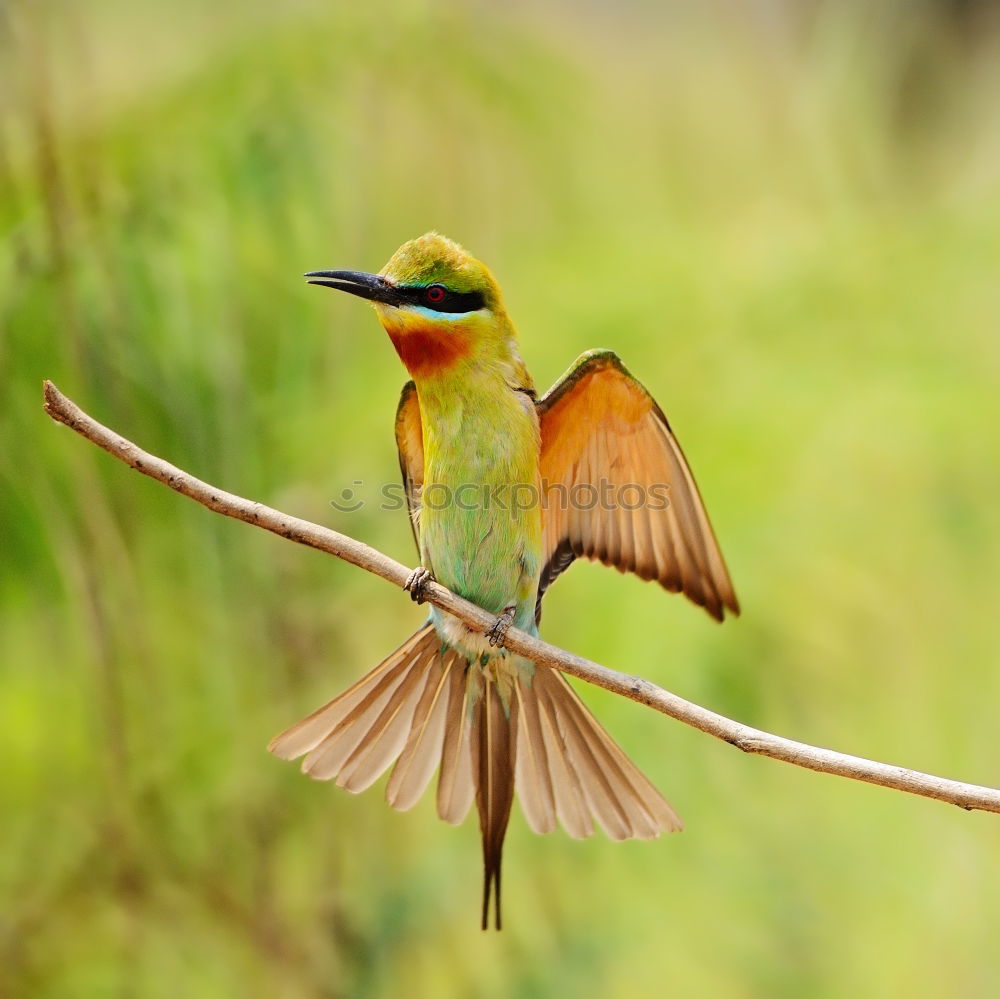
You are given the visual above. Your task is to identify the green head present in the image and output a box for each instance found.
[306,233,525,382]
[378,232,503,308]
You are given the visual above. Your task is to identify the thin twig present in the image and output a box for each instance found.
[42,380,1000,815]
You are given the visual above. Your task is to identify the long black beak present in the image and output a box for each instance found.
[304,270,404,307]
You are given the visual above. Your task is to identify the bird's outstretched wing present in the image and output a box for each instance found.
[395,381,424,552]
[536,350,739,622]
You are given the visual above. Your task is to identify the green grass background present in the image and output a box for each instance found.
[3,1,1000,995]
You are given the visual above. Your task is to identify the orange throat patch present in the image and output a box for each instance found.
[386,324,472,379]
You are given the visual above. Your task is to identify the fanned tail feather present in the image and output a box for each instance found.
[269,625,475,821]
[514,666,682,841]
[269,626,680,930]
[472,673,517,930]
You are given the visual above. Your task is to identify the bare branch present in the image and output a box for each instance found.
[42,380,1000,815]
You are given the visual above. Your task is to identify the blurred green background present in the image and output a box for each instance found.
[3,0,1000,995]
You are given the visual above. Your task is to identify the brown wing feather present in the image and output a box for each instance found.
[537,350,738,622]
[395,380,424,552]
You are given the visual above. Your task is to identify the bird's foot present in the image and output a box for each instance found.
[486,606,517,649]
[403,566,434,604]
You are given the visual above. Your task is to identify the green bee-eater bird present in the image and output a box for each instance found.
[270,233,738,929]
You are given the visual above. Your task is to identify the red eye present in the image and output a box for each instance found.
[425,285,447,305]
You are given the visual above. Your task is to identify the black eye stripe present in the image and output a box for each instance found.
[398,285,485,313]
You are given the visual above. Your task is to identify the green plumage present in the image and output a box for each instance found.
[416,367,542,642]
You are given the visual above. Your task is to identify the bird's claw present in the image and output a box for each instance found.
[404,566,434,604]
[486,606,517,648]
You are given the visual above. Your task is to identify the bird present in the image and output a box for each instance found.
[269,233,738,929]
